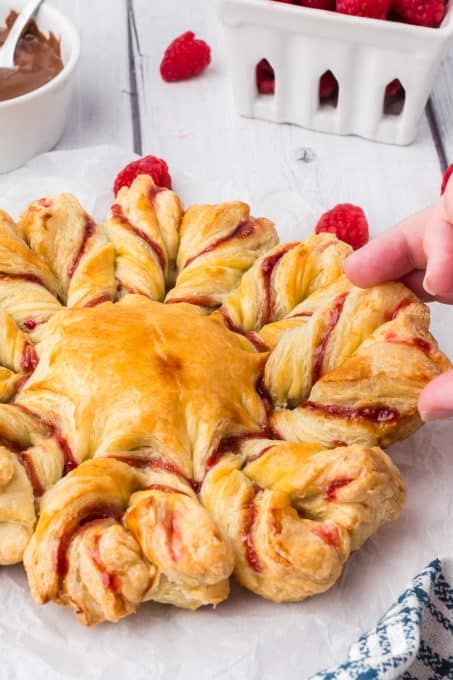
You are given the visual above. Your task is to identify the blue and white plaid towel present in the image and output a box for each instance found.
[310,558,453,679]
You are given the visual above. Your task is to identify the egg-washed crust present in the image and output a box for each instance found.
[0,175,446,625]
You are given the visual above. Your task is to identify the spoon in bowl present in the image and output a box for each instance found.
[0,0,44,70]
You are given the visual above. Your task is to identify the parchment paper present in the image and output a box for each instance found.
[0,146,452,680]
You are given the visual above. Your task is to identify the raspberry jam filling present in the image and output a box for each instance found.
[243,488,262,572]
[246,444,275,464]
[67,217,96,279]
[385,330,432,354]
[38,198,54,209]
[44,419,77,473]
[184,220,256,269]
[312,523,340,549]
[0,271,48,290]
[56,505,123,581]
[84,294,113,308]
[111,204,166,270]
[112,455,199,492]
[17,452,44,497]
[302,401,400,423]
[312,293,348,384]
[163,510,183,562]
[145,483,190,497]
[324,477,353,501]
[13,404,78,473]
[91,534,121,592]
[21,318,47,332]
[166,295,220,309]
[21,342,39,373]
[221,310,269,352]
[0,434,43,496]
[261,244,298,324]
[205,431,270,472]
[388,298,412,321]
[287,311,314,319]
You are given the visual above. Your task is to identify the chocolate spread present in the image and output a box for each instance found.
[0,10,63,102]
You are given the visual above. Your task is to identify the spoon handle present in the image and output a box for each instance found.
[0,0,44,69]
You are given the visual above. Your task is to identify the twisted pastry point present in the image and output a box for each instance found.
[24,458,234,624]
[0,210,62,334]
[272,300,450,448]
[104,175,183,299]
[220,233,352,333]
[202,440,405,602]
[166,202,278,309]
[19,195,117,309]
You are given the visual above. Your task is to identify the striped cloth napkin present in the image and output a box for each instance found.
[310,557,453,679]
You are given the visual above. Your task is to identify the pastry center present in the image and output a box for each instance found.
[16,295,268,479]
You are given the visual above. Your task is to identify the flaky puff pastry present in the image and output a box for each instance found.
[166,202,278,309]
[103,174,183,298]
[202,440,405,601]
[0,182,449,625]
[24,458,233,626]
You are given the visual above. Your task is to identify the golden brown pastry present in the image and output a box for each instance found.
[202,440,405,601]
[19,194,117,308]
[165,202,278,309]
[0,179,448,626]
[103,174,183,299]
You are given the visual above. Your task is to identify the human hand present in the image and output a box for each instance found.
[344,173,453,422]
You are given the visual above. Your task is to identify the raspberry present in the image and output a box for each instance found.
[441,165,453,196]
[385,79,402,98]
[298,0,335,8]
[256,59,275,94]
[337,0,390,18]
[160,31,211,83]
[391,0,445,26]
[319,71,338,100]
[113,156,172,196]
[315,204,370,250]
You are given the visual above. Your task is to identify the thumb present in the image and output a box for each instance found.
[418,370,453,422]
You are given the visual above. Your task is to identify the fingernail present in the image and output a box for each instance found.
[423,275,436,296]
[420,408,453,422]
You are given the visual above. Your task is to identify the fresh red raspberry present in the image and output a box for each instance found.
[337,0,390,18]
[319,71,338,100]
[441,165,453,196]
[113,156,172,196]
[160,31,211,83]
[298,0,335,8]
[315,204,370,250]
[256,59,275,94]
[391,0,445,26]
[385,79,403,98]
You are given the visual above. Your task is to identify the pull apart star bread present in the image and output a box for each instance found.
[0,174,448,625]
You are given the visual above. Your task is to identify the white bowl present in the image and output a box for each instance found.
[0,1,80,173]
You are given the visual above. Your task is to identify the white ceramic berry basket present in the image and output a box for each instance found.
[220,0,453,145]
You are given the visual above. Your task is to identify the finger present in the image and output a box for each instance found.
[400,271,453,304]
[423,216,453,298]
[400,271,434,301]
[418,370,453,422]
[344,206,434,288]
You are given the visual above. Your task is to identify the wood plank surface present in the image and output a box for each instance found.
[51,0,133,151]
[130,0,444,240]
[431,43,453,166]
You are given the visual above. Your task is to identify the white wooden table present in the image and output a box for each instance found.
[50,0,453,231]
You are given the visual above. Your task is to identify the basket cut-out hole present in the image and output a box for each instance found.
[384,79,405,116]
[319,71,339,108]
[256,59,275,95]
